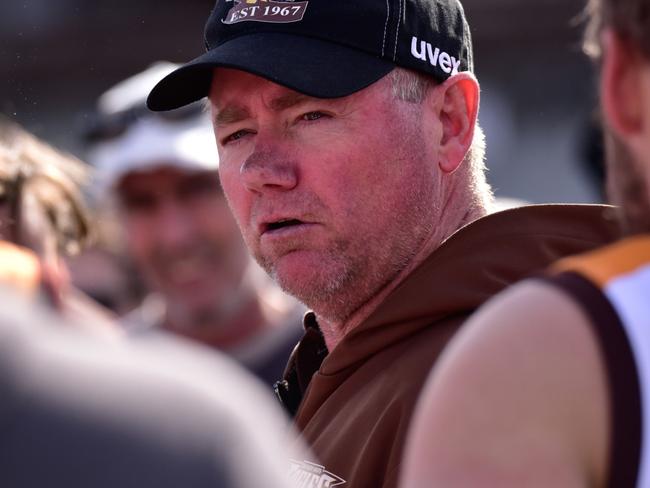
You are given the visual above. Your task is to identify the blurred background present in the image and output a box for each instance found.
[1,0,603,204]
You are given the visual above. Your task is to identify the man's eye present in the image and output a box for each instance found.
[178,174,222,200]
[120,194,157,213]
[301,112,327,122]
[224,129,251,144]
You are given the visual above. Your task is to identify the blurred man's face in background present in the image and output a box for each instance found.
[605,131,650,234]
[600,28,650,235]
[116,166,249,327]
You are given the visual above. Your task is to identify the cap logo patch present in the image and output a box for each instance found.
[223,0,309,25]
[410,36,461,75]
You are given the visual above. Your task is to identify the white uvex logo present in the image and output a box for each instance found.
[410,36,461,75]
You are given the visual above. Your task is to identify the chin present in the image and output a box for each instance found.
[168,287,218,311]
[273,254,350,309]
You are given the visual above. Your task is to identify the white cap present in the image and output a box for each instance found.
[87,62,219,195]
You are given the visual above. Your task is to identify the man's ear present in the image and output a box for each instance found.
[429,73,480,174]
[601,29,645,140]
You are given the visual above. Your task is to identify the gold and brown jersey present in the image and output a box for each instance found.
[548,236,650,488]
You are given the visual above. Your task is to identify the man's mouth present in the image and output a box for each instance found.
[161,254,213,286]
[264,219,305,233]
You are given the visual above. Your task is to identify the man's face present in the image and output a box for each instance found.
[210,68,442,321]
[605,132,650,235]
[117,166,249,325]
[602,40,650,235]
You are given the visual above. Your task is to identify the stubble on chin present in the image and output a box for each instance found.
[256,222,425,325]
[255,239,359,321]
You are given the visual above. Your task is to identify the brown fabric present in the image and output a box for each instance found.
[283,204,620,488]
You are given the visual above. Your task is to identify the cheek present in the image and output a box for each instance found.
[330,141,400,203]
[195,199,243,241]
[123,217,154,260]
[299,138,390,222]
[218,166,250,227]
[636,68,650,163]
[344,138,432,226]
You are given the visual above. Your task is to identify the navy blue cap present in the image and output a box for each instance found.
[147,0,473,111]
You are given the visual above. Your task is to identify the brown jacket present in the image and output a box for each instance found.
[279,205,620,488]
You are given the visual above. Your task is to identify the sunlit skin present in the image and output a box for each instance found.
[210,68,479,348]
[117,166,251,333]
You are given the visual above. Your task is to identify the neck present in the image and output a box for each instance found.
[164,291,268,350]
[318,189,487,352]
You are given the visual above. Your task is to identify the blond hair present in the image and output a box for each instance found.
[0,117,91,255]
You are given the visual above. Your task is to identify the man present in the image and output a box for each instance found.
[400,1,650,487]
[146,1,619,486]
[86,62,304,384]
[0,284,303,488]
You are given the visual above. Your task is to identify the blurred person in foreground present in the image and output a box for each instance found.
[0,283,304,488]
[85,63,304,384]
[144,1,621,486]
[401,1,650,486]
[0,118,304,488]
[0,116,116,328]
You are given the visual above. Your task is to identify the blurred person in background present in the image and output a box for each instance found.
[0,116,117,329]
[84,62,304,385]
[67,197,147,317]
[67,242,146,316]
[400,0,650,486]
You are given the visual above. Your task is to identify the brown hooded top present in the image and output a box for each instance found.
[279,204,620,488]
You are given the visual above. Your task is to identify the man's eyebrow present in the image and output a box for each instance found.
[213,92,315,126]
[269,92,312,112]
[213,105,251,127]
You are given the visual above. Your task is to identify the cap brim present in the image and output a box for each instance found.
[147,32,394,111]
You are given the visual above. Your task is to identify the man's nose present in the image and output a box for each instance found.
[240,145,298,194]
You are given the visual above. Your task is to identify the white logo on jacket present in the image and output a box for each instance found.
[289,460,346,487]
